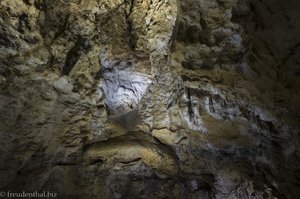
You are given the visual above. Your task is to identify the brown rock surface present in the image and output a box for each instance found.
[0,0,299,198]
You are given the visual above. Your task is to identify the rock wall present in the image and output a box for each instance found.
[0,0,299,198]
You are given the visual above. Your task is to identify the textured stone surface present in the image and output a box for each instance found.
[0,0,300,198]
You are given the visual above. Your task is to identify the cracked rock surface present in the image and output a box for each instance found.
[0,0,300,198]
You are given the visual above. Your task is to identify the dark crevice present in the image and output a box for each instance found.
[41,0,50,38]
[170,15,179,50]
[87,159,105,165]
[0,31,16,48]
[50,14,70,45]
[34,0,48,11]
[18,13,30,33]
[56,162,79,166]
[187,88,194,121]
[22,0,32,5]
[62,36,90,75]
[124,0,137,50]
[153,136,167,146]
[208,95,215,113]
[119,84,136,95]
[118,157,142,164]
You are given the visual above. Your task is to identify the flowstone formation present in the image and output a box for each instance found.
[0,0,300,198]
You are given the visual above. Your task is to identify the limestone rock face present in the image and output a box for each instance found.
[0,0,299,198]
